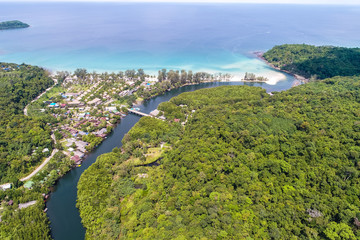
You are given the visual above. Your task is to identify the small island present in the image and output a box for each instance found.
[0,20,29,30]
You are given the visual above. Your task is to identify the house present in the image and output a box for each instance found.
[78,131,88,136]
[66,138,77,147]
[150,109,160,117]
[18,200,37,209]
[71,155,81,164]
[94,128,107,137]
[69,129,78,137]
[61,103,67,108]
[158,116,166,120]
[68,100,82,106]
[174,118,180,123]
[49,103,59,108]
[1,183,11,191]
[88,98,102,106]
[65,93,79,98]
[73,150,85,158]
[75,141,88,153]
[105,106,117,112]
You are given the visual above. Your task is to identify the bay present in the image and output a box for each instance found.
[1,3,360,81]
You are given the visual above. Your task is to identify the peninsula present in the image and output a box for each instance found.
[261,44,360,80]
[0,20,29,30]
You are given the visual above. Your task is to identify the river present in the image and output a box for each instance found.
[46,77,295,240]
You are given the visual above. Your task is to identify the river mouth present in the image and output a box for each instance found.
[47,79,295,240]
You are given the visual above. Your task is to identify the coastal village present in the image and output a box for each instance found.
[1,67,232,193]
[38,72,159,166]
[1,69,164,214]
[25,69,227,168]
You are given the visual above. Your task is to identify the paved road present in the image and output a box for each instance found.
[0,134,58,187]
[20,134,58,182]
[1,78,59,188]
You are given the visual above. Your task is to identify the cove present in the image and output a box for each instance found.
[47,77,295,240]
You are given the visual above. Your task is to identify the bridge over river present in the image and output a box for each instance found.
[127,108,151,117]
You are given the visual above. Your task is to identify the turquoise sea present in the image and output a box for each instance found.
[1,3,360,81]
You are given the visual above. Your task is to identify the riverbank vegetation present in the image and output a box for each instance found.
[0,20,29,30]
[78,75,360,239]
[0,63,74,239]
[263,44,360,79]
[0,151,73,239]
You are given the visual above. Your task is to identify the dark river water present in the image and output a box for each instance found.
[47,78,295,240]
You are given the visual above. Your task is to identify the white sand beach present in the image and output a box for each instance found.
[228,71,287,85]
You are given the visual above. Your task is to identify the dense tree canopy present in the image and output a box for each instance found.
[78,76,360,239]
[0,63,54,182]
[0,63,72,240]
[263,44,360,79]
[0,63,53,116]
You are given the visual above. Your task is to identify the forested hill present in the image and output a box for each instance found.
[78,76,360,239]
[0,63,53,117]
[263,44,360,79]
[0,20,29,30]
[0,63,54,183]
[0,63,57,239]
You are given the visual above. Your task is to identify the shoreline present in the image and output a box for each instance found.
[253,51,309,85]
[228,73,287,86]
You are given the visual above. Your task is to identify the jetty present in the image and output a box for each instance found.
[128,108,151,117]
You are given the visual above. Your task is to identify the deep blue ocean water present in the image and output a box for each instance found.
[1,3,360,77]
